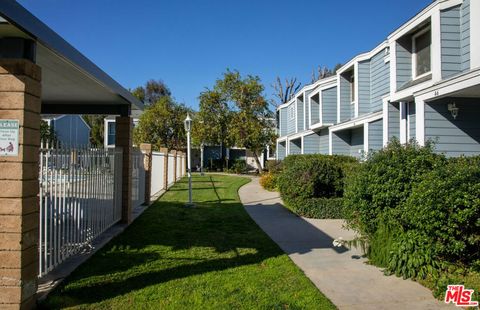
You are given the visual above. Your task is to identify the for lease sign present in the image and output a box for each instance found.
[0,120,19,156]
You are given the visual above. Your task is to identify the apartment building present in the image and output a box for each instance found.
[277,0,479,159]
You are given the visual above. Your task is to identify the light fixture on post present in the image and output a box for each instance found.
[184,113,194,207]
[448,102,459,120]
[200,142,205,176]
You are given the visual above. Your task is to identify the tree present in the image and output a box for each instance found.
[195,70,277,169]
[132,79,171,105]
[40,120,57,145]
[133,96,192,150]
[271,77,301,107]
[310,63,343,83]
[82,115,105,146]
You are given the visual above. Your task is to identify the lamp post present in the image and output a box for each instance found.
[184,113,194,207]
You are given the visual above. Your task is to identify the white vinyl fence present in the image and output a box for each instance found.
[151,151,166,196]
[38,144,123,276]
[167,155,175,186]
[131,148,146,208]
[176,155,182,181]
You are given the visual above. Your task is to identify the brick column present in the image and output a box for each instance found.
[159,147,168,190]
[0,59,41,310]
[140,143,152,204]
[171,150,177,182]
[115,116,133,224]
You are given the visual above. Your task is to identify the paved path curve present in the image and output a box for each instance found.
[239,176,451,310]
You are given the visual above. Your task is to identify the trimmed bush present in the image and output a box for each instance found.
[259,172,277,191]
[344,139,445,235]
[284,197,345,219]
[277,154,358,219]
[227,159,247,174]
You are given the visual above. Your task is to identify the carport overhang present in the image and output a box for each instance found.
[0,1,143,116]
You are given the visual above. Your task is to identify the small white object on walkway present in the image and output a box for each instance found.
[239,176,452,310]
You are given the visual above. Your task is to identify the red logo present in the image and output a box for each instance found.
[445,285,478,307]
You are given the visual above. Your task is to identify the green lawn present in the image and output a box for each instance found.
[42,174,335,309]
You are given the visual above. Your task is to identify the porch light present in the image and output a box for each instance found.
[448,102,459,120]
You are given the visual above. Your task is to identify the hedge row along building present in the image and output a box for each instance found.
[276,0,480,159]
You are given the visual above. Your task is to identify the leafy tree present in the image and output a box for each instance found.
[82,115,105,146]
[40,120,57,145]
[133,96,192,150]
[195,70,277,169]
[132,79,171,105]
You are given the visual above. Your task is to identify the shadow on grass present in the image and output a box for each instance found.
[41,196,283,308]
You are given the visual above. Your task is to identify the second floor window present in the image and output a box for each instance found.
[412,27,431,78]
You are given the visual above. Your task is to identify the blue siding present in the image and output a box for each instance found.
[289,138,302,155]
[461,0,470,71]
[368,119,383,151]
[388,102,400,141]
[319,130,329,154]
[370,49,390,112]
[305,90,311,128]
[441,5,462,78]
[350,127,364,158]
[322,87,337,124]
[297,97,304,132]
[396,40,412,88]
[287,102,296,135]
[408,102,416,141]
[425,99,480,157]
[339,75,351,122]
[310,93,320,125]
[280,108,287,137]
[53,115,90,146]
[303,133,320,154]
[358,60,371,116]
[277,141,286,160]
[332,131,350,156]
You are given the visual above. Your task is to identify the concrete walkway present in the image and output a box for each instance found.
[239,176,451,310]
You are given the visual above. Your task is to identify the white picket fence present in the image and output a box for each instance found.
[167,155,175,186]
[38,144,123,277]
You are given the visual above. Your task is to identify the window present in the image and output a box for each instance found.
[107,122,116,146]
[412,27,431,78]
[288,104,295,120]
[350,74,355,103]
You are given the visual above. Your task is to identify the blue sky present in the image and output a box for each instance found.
[18,0,432,109]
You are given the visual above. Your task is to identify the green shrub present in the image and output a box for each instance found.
[344,139,445,236]
[402,156,480,265]
[278,154,358,201]
[259,172,277,191]
[277,154,357,219]
[284,197,345,219]
[227,159,247,174]
[266,160,283,175]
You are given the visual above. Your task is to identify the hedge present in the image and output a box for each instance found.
[277,154,358,219]
[344,139,480,289]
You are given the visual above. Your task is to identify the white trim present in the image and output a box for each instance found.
[411,25,432,80]
[318,90,323,127]
[302,93,306,130]
[389,41,397,97]
[469,0,480,69]
[330,111,383,132]
[337,75,341,123]
[364,122,369,153]
[391,79,435,102]
[295,99,299,133]
[415,98,425,146]
[328,131,333,155]
[414,68,480,100]
[336,41,388,75]
[431,10,442,82]
[353,62,360,117]
[400,102,408,144]
[308,92,312,128]
[383,98,389,146]
[310,122,333,131]
[407,103,411,140]
[439,0,463,11]
[301,135,304,154]
[388,1,436,40]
